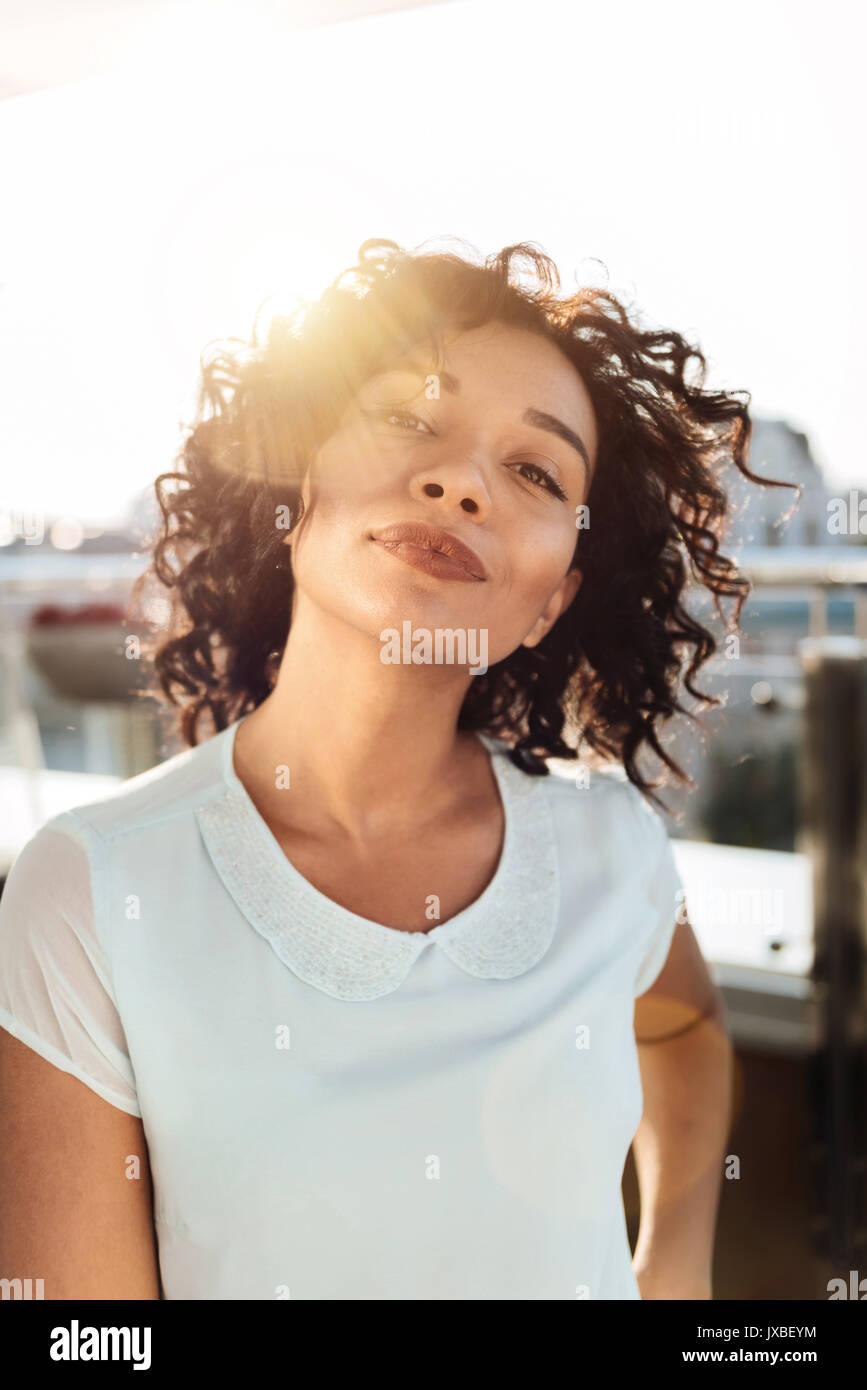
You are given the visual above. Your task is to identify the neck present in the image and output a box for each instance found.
[232,602,485,839]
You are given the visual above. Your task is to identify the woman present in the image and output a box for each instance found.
[0,239,790,1300]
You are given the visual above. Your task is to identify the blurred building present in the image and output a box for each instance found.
[655,419,867,848]
[723,418,844,550]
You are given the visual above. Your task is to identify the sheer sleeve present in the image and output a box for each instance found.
[627,790,685,997]
[0,813,141,1116]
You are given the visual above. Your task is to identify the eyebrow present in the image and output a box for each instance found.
[375,359,593,479]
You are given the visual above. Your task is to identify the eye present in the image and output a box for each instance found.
[365,406,432,434]
[363,405,567,501]
[509,461,568,501]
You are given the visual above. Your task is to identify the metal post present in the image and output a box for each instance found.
[798,636,867,1268]
[808,589,828,638]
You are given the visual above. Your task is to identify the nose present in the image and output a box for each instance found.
[408,450,492,521]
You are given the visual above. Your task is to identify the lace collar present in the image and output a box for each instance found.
[195,717,560,1001]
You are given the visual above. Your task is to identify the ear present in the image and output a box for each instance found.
[522,567,583,649]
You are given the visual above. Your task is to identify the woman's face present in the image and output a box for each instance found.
[284,320,598,670]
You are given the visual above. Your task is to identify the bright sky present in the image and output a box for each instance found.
[0,0,863,526]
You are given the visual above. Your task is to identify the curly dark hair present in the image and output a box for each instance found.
[130,236,797,806]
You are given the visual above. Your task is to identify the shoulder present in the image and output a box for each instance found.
[13,723,233,865]
[529,753,674,873]
[540,752,651,820]
[40,717,232,845]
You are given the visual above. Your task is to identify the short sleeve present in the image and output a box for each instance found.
[627,790,685,997]
[0,815,141,1116]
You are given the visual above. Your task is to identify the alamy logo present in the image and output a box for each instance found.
[380,622,488,675]
[827,1270,867,1299]
[49,1320,152,1370]
[0,1276,44,1299]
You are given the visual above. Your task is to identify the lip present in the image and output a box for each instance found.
[369,521,488,582]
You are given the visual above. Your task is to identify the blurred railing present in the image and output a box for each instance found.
[737,546,867,639]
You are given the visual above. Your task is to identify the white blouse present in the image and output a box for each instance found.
[0,715,683,1300]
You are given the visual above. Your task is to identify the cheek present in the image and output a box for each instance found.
[293,439,374,552]
[506,512,578,603]
[311,426,394,501]
[478,521,575,651]
[529,544,575,593]
[287,481,389,619]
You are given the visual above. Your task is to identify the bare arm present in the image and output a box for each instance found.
[631,918,735,1299]
[0,1030,161,1299]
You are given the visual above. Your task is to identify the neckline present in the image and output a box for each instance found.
[221,713,512,945]
[195,714,561,1000]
